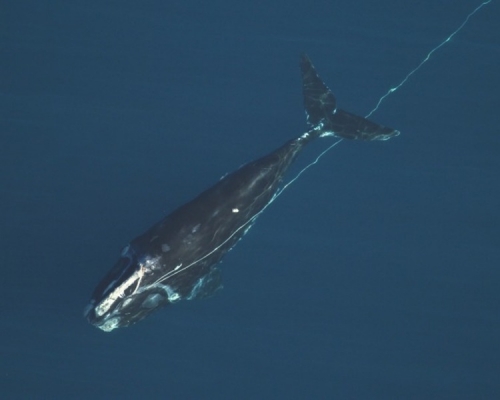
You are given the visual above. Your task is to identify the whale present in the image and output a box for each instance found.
[84,55,400,332]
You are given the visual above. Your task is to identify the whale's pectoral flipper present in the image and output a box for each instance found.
[300,54,400,141]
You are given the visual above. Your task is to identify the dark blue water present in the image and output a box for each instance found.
[2,1,499,398]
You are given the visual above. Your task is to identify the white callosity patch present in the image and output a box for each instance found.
[139,255,161,274]
[94,268,142,317]
[100,317,121,332]
[94,255,161,317]
[92,258,179,331]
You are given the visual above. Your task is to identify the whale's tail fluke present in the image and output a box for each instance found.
[300,54,400,141]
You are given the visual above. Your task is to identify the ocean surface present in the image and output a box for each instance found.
[2,1,499,398]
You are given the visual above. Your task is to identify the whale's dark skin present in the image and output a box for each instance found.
[84,55,400,332]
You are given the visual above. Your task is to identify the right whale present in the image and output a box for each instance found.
[84,54,400,332]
